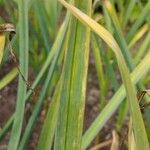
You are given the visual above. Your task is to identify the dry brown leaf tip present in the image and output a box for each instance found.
[0,23,15,33]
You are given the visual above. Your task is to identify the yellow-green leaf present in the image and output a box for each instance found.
[0,23,16,64]
[0,33,6,64]
[58,0,149,149]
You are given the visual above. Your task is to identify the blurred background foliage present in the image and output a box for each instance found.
[0,0,150,149]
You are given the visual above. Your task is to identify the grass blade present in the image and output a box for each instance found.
[44,0,58,39]
[37,81,61,150]
[123,0,136,27]
[0,32,5,64]
[55,1,91,149]
[0,67,18,90]
[58,1,149,149]
[82,52,150,148]
[104,0,147,130]
[128,24,148,49]
[104,0,134,70]
[18,14,69,149]
[135,31,150,64]
[8,0,29,149]
[0,12,69,140]
[91,33,107,109]
[34,0,52,52]
[126,0,150,43]
[37,12,71,150]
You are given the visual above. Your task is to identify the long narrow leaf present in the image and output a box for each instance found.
[44,0,58,38]
[37,80,61,150]
[37,12,71,150]
[34,0,52,52]
[0,32,5,64]
[128,24,148,49]
[123,0,136,27]
[126,0,150,43]
[0,67,18,90]
[55,1,91,149]
[8,0,29,149]
[0,12,69,140]
[104,0,134,70]
[18,19,67,148]
[91,34,107,109]
[82,52,150,148]
[135,31,150,64]
[58,1,149,149]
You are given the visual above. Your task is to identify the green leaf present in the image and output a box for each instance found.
[55,1,91,149]
[34,0,52,52]
[123,0,136,27]
[37,13,70,150]
[91,33,107,109]
[104,0,134,70]
[58,1,149,149]
[135,31,150,64]
[37,81,61,150]
[18,17,68,149]
[0,33,5,64]
[44,0,58,38]
[82,52,150,149]
[0,10,69,140]
[126,0,150,43]
[8,0,29,149]
[0,67,18,90]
